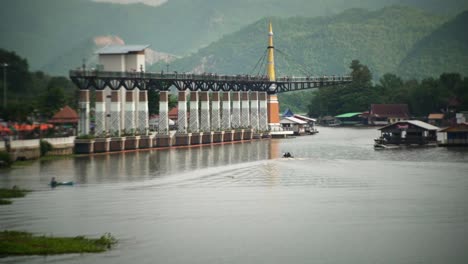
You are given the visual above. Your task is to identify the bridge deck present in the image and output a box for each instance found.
[69,70,352,93]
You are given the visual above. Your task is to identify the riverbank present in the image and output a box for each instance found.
[0,231,116,256]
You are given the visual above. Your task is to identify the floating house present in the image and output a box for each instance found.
[320,116,341,126]
[280,116,307,135]
[374,120,439,148]
[335,112,364,126]
[293,114,318,134]
[369,104,409,126]
[438,123,468,146]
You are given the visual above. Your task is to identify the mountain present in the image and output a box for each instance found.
[153,6,447,79]
[398,11,468,79]
[1,0,467,75]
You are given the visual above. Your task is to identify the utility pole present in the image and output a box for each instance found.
[1,63,8,108]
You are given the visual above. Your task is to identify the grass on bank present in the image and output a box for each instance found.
[0,231,117,256]
[0,187,31,205]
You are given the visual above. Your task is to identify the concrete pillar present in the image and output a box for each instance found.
[138,90,149,135]
[250,91,259,130]
[267,94,281,131]
[110,90,121,136]
[95,90,106,136]
[78,90,90,135]
[189,91,199,132]
[125,91,136,134]
[231,91,241,128]
[241,91,250,128]
[221,92,231,130]
[177,91,188,133]
[211,92,221,131]
[158,91,169,134]
[200,92,210,132]
[258,92,268,131]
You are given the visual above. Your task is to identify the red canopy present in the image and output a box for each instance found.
[0,125,12,134]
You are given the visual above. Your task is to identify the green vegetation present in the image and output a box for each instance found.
[1,1,468,75]
[0,49,76,122]
[40,140,53,156]
[0,151,13,168]
[0,187,30,205]
[0,231,117,256]
[307,60,468,117]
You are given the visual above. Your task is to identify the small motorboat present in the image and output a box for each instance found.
[50,181,74,187]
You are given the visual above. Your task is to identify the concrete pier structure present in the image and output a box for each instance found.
[189,91,199,132]
[211,92,221,131]
[259,92,268,131]
[125,91,136,134]
[110,91,121,136]
[137,90,149,135]
[78,90,90,135]
[177,91,188,133]
[241,91,250,128]
[200,92,210,132]
[159,91,169,134]
[221,92,231,130]
[232,92,241,128]
[250,91,259,130]
[95,90,106,136]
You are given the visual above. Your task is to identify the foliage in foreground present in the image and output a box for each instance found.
[0,151,13,168]
[0,231,117,256]
[0,187,30,205]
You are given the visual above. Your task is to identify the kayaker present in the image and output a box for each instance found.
[50,177,57,187]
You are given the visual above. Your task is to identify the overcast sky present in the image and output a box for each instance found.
[92,0,167,7]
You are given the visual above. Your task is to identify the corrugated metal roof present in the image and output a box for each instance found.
[96,45,150,54]
[379,120,439,131]
[335,112,362,118]
[294,114,316,122]
[439,123,468,132]
[280,116,307,124]
[428,113,444,119]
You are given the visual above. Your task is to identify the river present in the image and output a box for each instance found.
[1,127,468,264]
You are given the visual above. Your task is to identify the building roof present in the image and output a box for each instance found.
[439,123,468,132]
[428,113,444,120]
[294,114,316,122]
[370,104,409,118]
[49,106,78,124]
[379,120,439,131]
[280,116,307,125]
[335,112,362,118]
[96,45,150,55]
[282,108,294,117]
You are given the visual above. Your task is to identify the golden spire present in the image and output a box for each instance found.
[267,21,276,82]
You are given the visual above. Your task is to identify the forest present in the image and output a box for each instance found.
[307,60,468,118]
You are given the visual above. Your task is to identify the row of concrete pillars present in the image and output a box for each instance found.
[78,89,149,136]
[78,90,273,136]
[159,91,269,134]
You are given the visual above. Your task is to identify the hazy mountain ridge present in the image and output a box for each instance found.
[1,0,467,75]
[154,6,447,79]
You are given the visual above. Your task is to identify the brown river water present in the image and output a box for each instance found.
[1,127,468,264]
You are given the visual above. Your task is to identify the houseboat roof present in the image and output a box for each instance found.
[294,114,316,122]
[428,113,444,120]
[335,112,362,118]
[379,120,439,131]
[370,104,409,118]
[282,108,294,117]
[280,116,307,125]
[439,123,468,132]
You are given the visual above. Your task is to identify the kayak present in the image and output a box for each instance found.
[50,181,74,187]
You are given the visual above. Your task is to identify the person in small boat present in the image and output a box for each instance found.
[50,177,57,187]
[283,152,293,158]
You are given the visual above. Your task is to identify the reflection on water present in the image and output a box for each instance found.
[1,127,468,264]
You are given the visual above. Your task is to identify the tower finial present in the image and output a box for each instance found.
[267,21,275,82]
